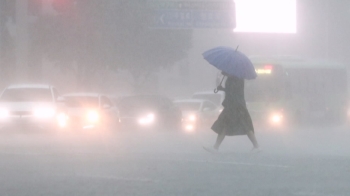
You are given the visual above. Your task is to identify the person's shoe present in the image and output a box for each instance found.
[203,146,219,154]
[251,147,262,153]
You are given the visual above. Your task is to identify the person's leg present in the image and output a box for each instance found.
[247,131,259,148]
[214,128,226,150]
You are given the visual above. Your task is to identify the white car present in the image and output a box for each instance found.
[191,91,225,109]
[0,84,63,131]
[60,93,120,130]
[173,99,221,131]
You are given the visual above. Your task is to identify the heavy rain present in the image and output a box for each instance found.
[0,0,349,195]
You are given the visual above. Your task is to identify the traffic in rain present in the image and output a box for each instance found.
[0,0,349,196]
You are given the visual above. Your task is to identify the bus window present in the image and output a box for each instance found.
[245,64,285,102]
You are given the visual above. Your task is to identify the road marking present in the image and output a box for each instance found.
[293,192,339,196]
[0,152,290,168]
[153,158,290,169]
[0,151,112,156]
[294,193,316,196]
[53,173,157,183]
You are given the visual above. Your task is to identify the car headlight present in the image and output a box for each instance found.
[138,113,155,125]
[33,108,56,118]
[270,113,283,124]
[188,114,197,122]
[56,112,69,128]
[185,124,195,132]
[0,109,9,119]
[183,114,197,122]
[86,110,99,123]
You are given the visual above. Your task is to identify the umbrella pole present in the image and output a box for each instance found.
[214,75,226,93]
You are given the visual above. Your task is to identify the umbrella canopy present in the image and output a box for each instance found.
[203,46,257,80]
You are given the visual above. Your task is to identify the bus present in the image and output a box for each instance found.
[216,56,348,127]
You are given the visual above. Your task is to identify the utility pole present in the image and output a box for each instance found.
[325,0,330,59]
[0,0,6,67]
[0,0,16,87]
[15,0,29,82]
[0,0,7,87]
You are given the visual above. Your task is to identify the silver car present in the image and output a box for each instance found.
[60,93,120,131]
[173,99,221,132]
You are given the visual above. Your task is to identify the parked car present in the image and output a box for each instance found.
[60,93,120,131]
[173,99,221,131]
[191,91,225,109]
[115,95,182,131]
[0,84,62,131]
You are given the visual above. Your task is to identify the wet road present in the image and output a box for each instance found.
[0,126,349,196]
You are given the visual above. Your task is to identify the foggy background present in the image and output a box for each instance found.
[0,0,349,97]
[1,1,350,196]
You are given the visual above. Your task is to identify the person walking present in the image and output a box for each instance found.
[202,46,259,153]
[204,72,260,153]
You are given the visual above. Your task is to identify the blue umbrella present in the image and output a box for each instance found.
[203,46,257,80]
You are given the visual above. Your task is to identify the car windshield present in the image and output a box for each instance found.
[192,94,221,105]
[0,88,52,102]
[174,102,201,111]
[117,96,164,112]
[64,96,99,108]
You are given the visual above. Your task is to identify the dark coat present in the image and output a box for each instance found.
[211,76,254,136]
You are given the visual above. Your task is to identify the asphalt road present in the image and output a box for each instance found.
[0,125,349,196]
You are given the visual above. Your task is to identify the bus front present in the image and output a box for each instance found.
[245,64,291,128]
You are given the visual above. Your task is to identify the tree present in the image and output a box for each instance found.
[37,0,192,92]
[104,0,192,91]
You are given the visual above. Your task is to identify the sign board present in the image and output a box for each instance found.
[149,1,236,29]
[149,1,233,10]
